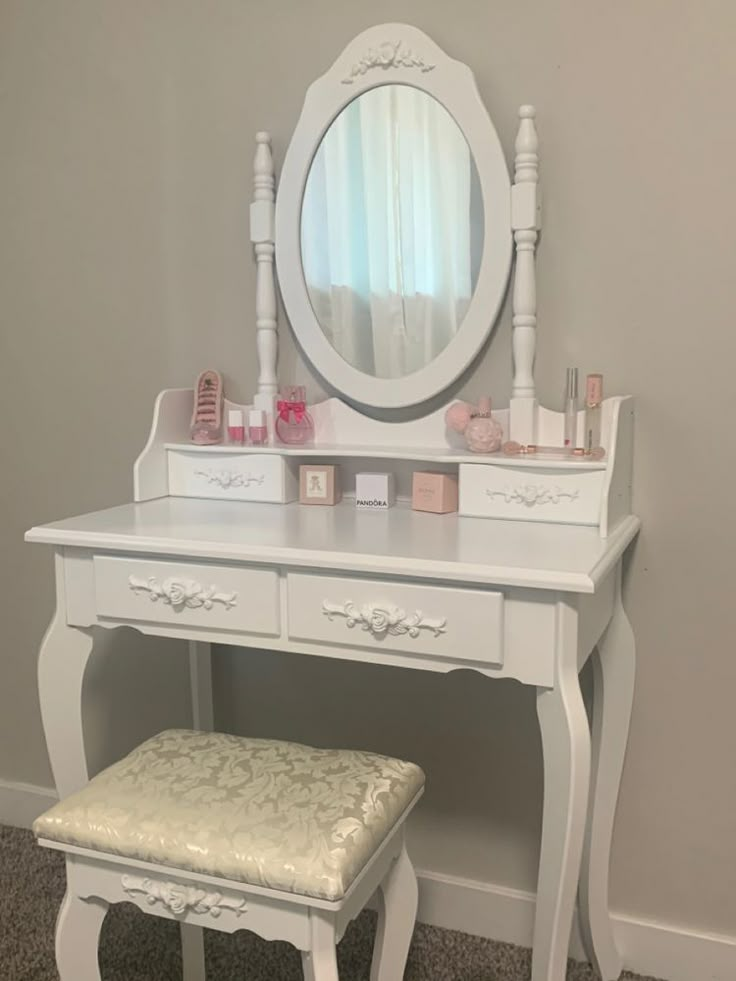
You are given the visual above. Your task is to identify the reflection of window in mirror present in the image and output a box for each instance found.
[301,85,483,380]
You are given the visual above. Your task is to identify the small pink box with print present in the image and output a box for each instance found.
[411,471,458,514]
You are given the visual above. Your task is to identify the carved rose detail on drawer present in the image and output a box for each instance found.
[343,41,435,84]
[121,875,247,919]
[322,600,446,639]
[195,469,265,490]
[486,484,580,507]
[128,575,237,611]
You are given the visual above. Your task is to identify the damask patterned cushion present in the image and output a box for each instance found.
[33,729,424,901]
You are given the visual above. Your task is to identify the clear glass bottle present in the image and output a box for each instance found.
[563,367,579,449]
[275,386,314,445]
[584,373,603,455]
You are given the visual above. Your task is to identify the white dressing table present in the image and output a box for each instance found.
[27,24,639,981]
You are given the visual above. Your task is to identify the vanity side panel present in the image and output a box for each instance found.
[577,571,615,669]
[63,548,98,627]
[600,396,634,537]
[134,389,193,502]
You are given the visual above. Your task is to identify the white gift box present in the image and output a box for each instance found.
[355,472,396,509]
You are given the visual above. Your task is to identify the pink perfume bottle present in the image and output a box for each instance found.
[464,397,503,453]
[275,386,314,445]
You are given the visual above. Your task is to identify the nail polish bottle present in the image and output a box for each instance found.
[248,409,268,446]
[227,409,245,445]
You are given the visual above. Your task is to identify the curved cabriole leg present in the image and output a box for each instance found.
[38,563,96,798]
[533,599,591,981]
[579,568,636,981]
[370,841,418,981]
[302,910,339,981]
[55,890,107,981]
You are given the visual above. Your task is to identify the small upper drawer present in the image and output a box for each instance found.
[459,463,604,525]
[167,450,298,503]
[287,573,503,667]
[94,556,280,635]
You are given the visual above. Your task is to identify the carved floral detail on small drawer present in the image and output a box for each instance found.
[121,875,247,919]
[128,575,237,611]
[486,484,580,508]
[322,600,446,639]
[343,40,435,84]
[195,468,265,490]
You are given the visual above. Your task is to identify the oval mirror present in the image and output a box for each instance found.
[301,85,484,381]
[276,24,513,409]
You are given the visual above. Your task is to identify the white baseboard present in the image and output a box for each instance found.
[0,778,57,830]
[417,868,736,981]
[0,782,732,981]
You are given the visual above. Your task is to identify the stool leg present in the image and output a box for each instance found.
[370,843,418,981]
[55,890,107,981]
[302,910,339,981]
[181,923,207,981]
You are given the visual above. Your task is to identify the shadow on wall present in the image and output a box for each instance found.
[213,645,546,879]
[81,628,193,780]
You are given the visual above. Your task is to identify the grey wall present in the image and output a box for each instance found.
[2,0,734,939]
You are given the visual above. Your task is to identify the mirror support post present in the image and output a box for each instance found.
[510,105,541,444]
[251,131,278,435]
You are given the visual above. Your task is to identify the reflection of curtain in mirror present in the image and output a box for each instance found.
[301,87,476,379]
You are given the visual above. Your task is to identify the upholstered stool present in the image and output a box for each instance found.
[34,729,425,981]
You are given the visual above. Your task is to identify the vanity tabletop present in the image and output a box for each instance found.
[26,498,640,594]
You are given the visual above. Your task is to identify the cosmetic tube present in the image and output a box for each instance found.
[584,374,603,455]
[564,368,579,448]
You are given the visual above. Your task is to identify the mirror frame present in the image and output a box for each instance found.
[275,23,513,410]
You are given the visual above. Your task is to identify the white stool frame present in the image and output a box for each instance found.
[40,804,419,981]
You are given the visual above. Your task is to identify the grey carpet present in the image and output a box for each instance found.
[0,825,664,981]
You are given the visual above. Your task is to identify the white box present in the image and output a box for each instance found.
[355,472,396,509]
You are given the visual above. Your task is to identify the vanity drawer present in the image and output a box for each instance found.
[167,450,298,503]
[459,464,604,525]
[94,557,280,635]
[287,573,503,667]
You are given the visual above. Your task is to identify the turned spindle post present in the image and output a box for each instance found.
[250,132,278,426]
[509,105,541,444]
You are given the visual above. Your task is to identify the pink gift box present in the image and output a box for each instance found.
[411,471,458,514]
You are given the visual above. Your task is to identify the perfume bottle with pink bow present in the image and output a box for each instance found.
[275,386,314,444]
